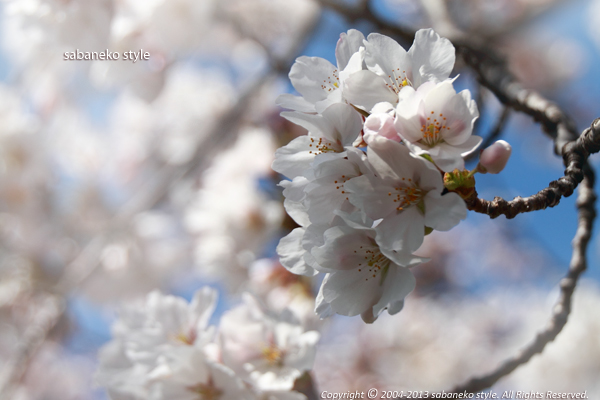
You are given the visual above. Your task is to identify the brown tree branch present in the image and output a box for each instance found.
[465,119,600,219]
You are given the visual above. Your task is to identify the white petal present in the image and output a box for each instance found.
[375,207,425,253]
[311,225,376,272]
[276,94,317,113]
[339,46,365,81]
[429,143,465,172]
[439,89,478,145]
[365,33,411,83]
[336,29,366,70]
[364,112,400,144]
[321,269,384,316]
[343,70,398,113]
[283,197,309,227]
[394,87,426,143]
[371,265,416,318]
[365,137,418,180]
[320,103,364,146]
[289,56,339,104]
[423,192,467,231]
[272,136,315,179]
[408,28,455,87]
[315,276,334,319]
[379,246,429,267]
[305,158,362,224]
[283,104,361,147]
[422,80,458,117]
[345,175,397,220]
[281,177,307,202]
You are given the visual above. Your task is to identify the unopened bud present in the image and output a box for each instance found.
[363,113,399,144]
[478,140,512,174]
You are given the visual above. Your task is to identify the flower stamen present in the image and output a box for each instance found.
[419,112,448,147]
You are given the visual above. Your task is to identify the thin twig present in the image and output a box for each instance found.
[465,119,600,219]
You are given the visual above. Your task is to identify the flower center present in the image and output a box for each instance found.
[321,69,340,93]
[188,378,223,400]
[308,137,342,154]
[420,111,449,147]
[262,343,284,366]
[385,68,412,94]
[333,174,351,200]
[355,245,392,283]
[388,180,424,211]
[174,328,197,345]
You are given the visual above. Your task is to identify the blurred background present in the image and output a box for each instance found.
[0,0,600,398]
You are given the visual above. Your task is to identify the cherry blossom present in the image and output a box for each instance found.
[277,29,366,114]
[394,81,481,172]
[148,348,255,400]
[219,293,320,391]
[96,288,218,398]
[272,103,364,179]
[344,28,456,113]
[311,222,423,323]
[344,137,467,253]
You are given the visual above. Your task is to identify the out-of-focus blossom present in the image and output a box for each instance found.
[148,347,255,400]
[97,289,312,399]
[109,65,235,166]
[185,127,284,291]
[90,0,222,99]
[218,0,319,57]
[2,0,112,66]
[248,258,319,330]
[313,282,600,396]
[219,293,320,391]
[96,288,218,398]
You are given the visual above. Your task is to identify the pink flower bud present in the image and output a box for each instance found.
[478,140,512,174]
[363,113,400,144]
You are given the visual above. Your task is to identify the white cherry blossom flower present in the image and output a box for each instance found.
[394,80,481,171]
[344,137,467,252]
[310,221,422,323]
[272,103,363,179]
[219,293,320,391]
[302,147,372,224]
[277,29,366,113]
[344,28,456,113]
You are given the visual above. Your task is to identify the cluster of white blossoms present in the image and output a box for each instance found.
[97,287,319,400]
[275,29,492,323]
